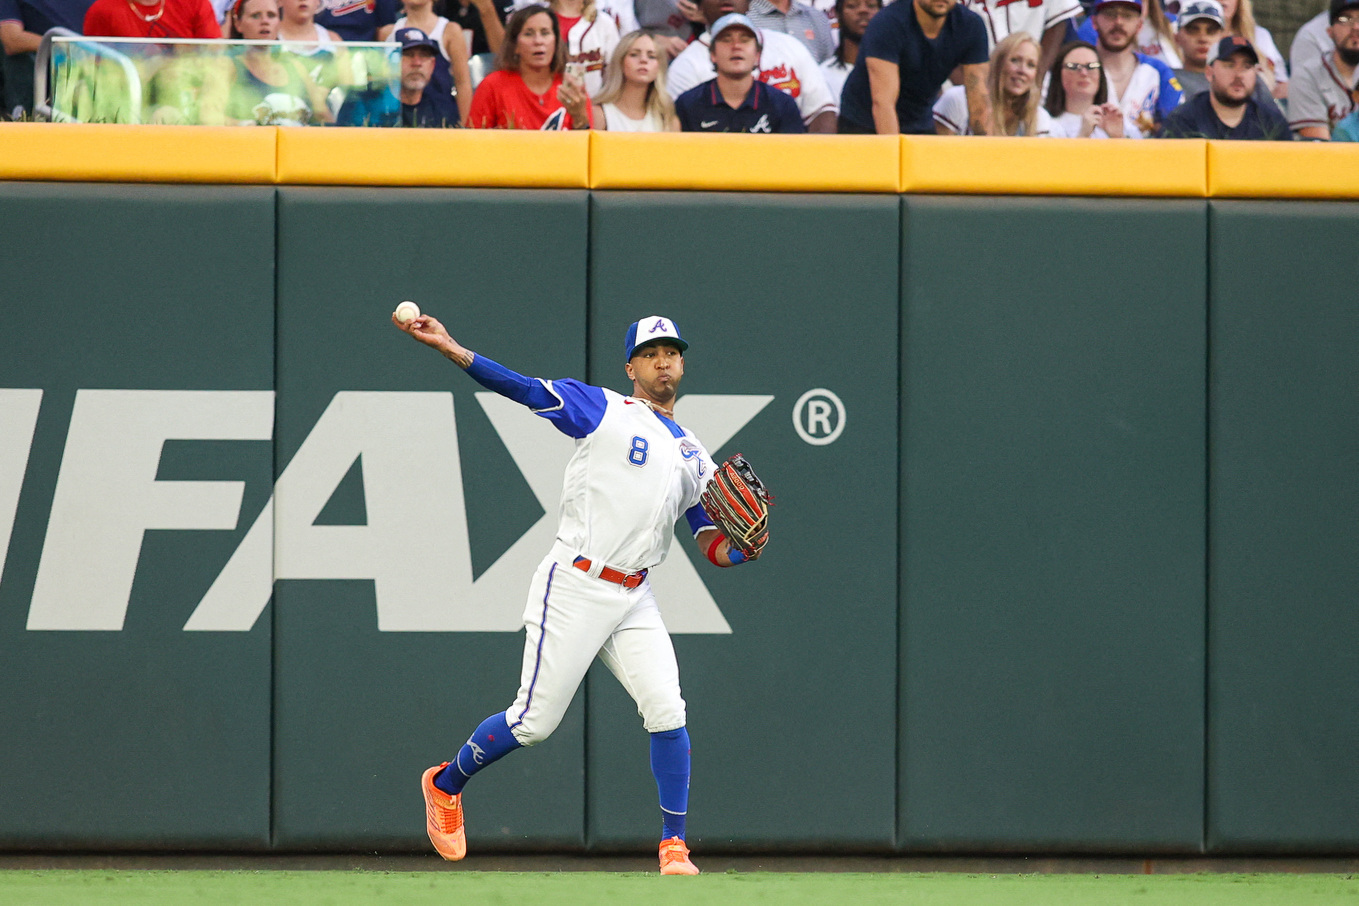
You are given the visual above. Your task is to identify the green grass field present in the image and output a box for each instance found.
[2,870,1356,906]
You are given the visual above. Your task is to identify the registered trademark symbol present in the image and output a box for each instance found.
[793,389,845,446]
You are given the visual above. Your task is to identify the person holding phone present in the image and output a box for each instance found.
[467,3,593,126]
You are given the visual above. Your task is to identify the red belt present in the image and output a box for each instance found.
[573,557,648,589]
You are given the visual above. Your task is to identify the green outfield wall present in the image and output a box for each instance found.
[0,183,1355,856]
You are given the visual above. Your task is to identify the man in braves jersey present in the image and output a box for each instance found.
[960,0,1079,76]
[396,311,760,877]
[1090,0,1181,136]
[667,0,838,130]
[1289,0,1359,139]
[676,12,806,130]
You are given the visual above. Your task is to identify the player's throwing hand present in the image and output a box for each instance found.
[392,309,474,368]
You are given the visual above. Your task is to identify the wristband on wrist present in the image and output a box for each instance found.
[705,532,727,567]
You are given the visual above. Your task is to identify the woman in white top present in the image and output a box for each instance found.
[1043,40,1126,138]
[933,32,1053,136]
[1220,0,1288,97]
[590,30,679,131]
[393,0,476,121]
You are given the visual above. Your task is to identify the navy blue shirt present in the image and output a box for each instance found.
[335,83,460,127]
[315,0,399,42]
[839,0,988,134]
[675,78,806,133]
[1159,90,1292,140]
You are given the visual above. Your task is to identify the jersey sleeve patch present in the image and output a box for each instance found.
[536,378,608,438]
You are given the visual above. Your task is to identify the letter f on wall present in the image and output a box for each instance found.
[26,390,274,631]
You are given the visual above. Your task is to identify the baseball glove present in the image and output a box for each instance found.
[700,454,773,559]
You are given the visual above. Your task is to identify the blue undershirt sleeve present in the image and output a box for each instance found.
[464,353,558,408]
[463,357,607,438]
[685,503,714,538]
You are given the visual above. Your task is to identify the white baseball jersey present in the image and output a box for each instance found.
[667,27,839,122]
[820,57,851,105]
[565,13,621,96]
[537,381,715,572]
[1288,50,1359,134]
[931,82,1052,134]
[1106,54,1182,138]
[960,0,1079,51]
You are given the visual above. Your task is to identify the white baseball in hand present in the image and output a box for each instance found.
[394,301,421,324]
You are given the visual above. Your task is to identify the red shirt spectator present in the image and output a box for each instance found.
[467,67,587,128]
[466,4,591,128]
[83,0,220,38]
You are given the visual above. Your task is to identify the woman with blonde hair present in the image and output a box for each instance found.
[590,29,679,130]
[1219,0,1288,97]
[933,32,1052,135]
[549,0,619,95]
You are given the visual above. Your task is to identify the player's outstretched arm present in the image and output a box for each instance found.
[391,309,577,417]
[392,311,475,368]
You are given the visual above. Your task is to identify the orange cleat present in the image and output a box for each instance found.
[421,763,467,861]
[658,836,699,875]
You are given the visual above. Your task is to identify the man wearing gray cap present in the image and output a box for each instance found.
[1160,35,1291,138]
[674,12,807,131]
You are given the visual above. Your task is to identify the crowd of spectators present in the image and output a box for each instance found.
[2,0,1356,140]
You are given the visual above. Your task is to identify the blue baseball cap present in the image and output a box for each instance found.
[395,26,439,53]
[625,316,688,360]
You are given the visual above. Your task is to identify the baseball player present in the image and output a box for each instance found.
[393,310,762,876]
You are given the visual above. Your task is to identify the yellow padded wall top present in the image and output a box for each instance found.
[902,135,1209,197]
[1208,141,1359,199]
[7,124,1357,199]
[275,128,590,187]
[0,123,276,183]
[589,132,900,192]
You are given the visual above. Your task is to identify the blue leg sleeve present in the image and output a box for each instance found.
[650,727,691,841]
[434,711,524,796]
